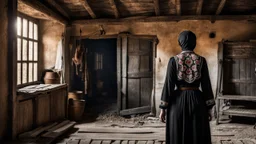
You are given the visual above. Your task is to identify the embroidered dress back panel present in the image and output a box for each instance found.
[174,52,203,83]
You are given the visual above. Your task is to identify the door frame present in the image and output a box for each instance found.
[117,33,158,116]
[72,34,158,116]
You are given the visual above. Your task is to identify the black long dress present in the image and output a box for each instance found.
[161,51,215,144]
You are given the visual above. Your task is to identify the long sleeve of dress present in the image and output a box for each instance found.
[201,58,215,110]
[161,57,177,104]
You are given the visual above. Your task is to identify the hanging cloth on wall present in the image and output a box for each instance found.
[55,39,63,70]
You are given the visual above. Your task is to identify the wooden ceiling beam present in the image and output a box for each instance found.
[72,15,256,25]
[19,0,68,25]
[153,0,160,16]
[109,0,120,18]
[81,0,96,19]
[216,0,227,15]
[176,0,181,15]
[44,0,70,19]
[196,0,204,15]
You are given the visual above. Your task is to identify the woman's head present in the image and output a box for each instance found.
[178,31,197,51]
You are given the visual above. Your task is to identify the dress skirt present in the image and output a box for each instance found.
[166,89,212,144]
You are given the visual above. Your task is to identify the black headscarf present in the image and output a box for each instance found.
[178,31,197,51]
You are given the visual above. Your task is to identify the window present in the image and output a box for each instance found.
[17,15,39,85]
[95,53,103,70]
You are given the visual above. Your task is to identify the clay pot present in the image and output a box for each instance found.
[44,72,60,84]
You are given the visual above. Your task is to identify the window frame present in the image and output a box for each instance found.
[17,13,40,88]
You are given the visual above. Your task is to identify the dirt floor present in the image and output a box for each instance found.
[54,95,256,144]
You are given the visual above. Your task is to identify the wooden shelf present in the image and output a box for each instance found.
[222,107,256,118]
[218,95,256,101]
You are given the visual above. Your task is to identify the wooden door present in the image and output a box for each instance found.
[117,34,156,116]
[223,42,256,96]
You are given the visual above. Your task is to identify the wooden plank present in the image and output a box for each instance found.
[128,79,140,108]
[176,0,181,15]
[19,122,58,138]
[232,140,244,144]
[81,0,96,19]
[228,79,256,84]
[37,94,51,126]
[140,56,150,72]
[47,120,70,132]
[50,89,66,121]
[17,99,33,134]
[141,78,153,106]
[109,0,119,18]
[218,95,256,101]
[146,141,154,144]
[216,0,227,15]
[71,133,163,141]
[102,140,111,144]
[221,140,233,144]
[91,140,102,144]
[122,36,128,110]
[42,121,76,138]
[120,106,151,115]
[239,59,246,95]
[196,0,204,15]
[153,0,160,16]
[129,141,136,144]
[117,36,122,113]
[122,140,128,144]
[233,59,240,95]
[223,108,256,117]
[79,139,92,144]
[245,59,252,96]
[44,0,70,19]
[18,0,68,24]
[137,141,147,144]
[128,56,140,73]
[251,59,256,96]
[67,139,80,144]
[77,127,154,134]
[72,15,256,25]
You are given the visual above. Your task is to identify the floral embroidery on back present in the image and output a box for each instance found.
[174,52,203,83]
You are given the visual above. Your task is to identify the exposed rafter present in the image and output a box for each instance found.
[196,0,204,15]
[176,0,181,15]
[72,15,256,25]
[44,0,70,19]
[216,0,227,15]
[19,0,68,24]
[109,0,119,18]
[81,0,96,19]
[153,0,160,16]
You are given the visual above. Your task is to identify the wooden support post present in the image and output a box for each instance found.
[19,0,68,25]
[176,0,181,15]
[109,0,119,18]
[64,26,72,88]
[117,36,122,114]
[216,0,227,15]
[81,0,96,19]
[8,0,18,139]
[196,0,204,15]
[153,0,160,16]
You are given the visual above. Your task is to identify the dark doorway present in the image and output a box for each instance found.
[83,38,117,122]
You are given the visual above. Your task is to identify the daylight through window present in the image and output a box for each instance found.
[17,16,39,85]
